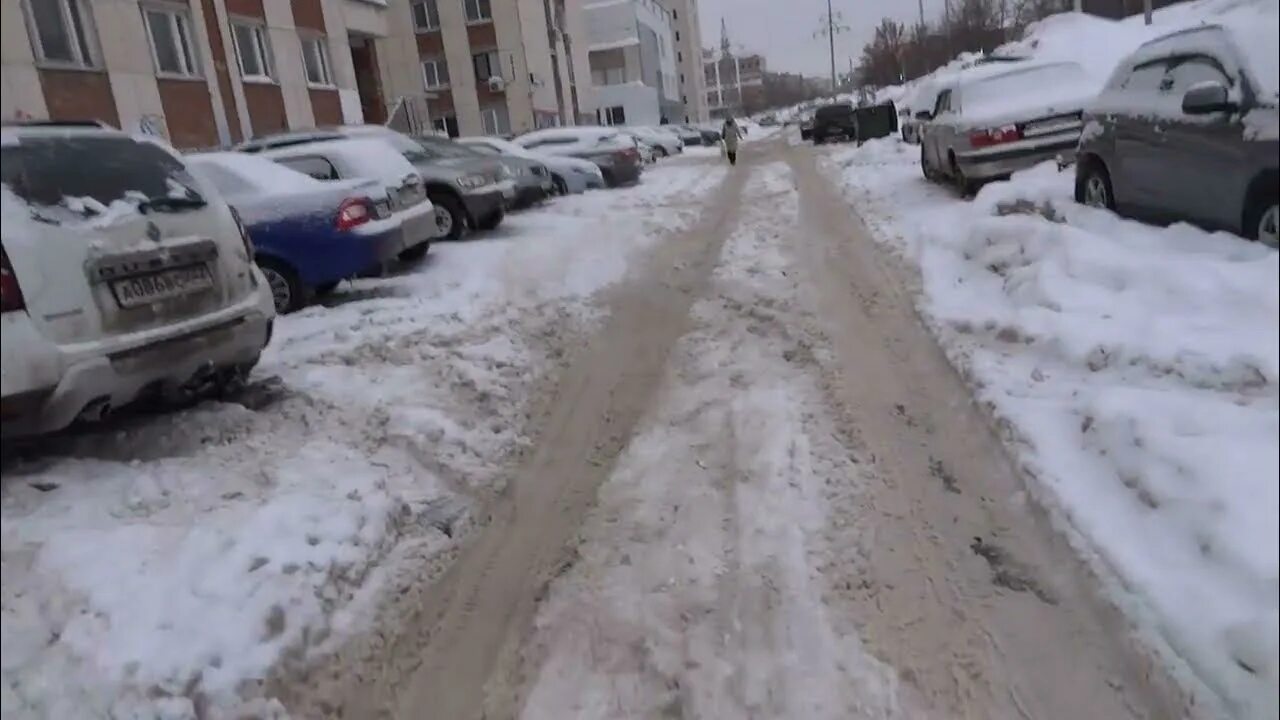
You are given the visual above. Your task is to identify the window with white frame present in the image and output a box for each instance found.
[421,57,450,89]
[463,0,492,23]
[412,0,440,31]
[604,105,625,125]
[142,4,199,77]
[301,35,332,85]
[23,0,99,67]
[231,21,273,81]
[480,105,509,135]
[472,49,501,83]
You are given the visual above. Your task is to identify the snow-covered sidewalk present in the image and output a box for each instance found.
[0,163,726,719]
[825,137,1278,718]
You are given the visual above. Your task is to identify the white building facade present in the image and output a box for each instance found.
[583,0,680,127]
[657,0,708,123]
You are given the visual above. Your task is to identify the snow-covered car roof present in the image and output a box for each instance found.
[1126,22,1278,101]
[186,152,323,197]
[260,138,418,186]
[515,127,619,144]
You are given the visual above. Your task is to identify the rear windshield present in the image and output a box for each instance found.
[1,136,201,220]
[816,104,855,119]
[963,63,1092,114]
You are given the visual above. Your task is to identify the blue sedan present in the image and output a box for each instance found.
[187,152,408,312]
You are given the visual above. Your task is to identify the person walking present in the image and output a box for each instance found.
[722,117,743,166]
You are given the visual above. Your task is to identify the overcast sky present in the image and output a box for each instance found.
[696,0,952,77]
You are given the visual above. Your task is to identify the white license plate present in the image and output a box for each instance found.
[111,265,214,308]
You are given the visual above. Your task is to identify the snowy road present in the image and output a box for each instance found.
[2,134,1236,719]
[341,138,1191,720]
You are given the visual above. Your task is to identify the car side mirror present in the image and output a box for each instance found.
[1182,81,1235,115]
[915,110,933,121]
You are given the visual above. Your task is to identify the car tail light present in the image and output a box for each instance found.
[229,206,255,259]
[1,246,25,313]
[336,198,373,231]
[616,148,639,164]
[969,124,1022,148]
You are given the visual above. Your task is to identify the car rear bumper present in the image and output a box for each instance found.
[602,162,642,187]
[956,132,1080,180]
[1,275,275,437]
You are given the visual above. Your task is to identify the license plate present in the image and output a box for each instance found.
[111,265,214,308]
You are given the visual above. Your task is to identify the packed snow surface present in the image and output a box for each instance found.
[827,136,1278,719]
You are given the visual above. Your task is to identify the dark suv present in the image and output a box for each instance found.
[1075,25,1278,248]
[811,103,859,144]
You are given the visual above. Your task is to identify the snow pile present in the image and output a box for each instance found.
[1,162,728,718]
[827,137,1278,719]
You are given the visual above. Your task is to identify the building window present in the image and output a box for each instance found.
[301,36,332,85]
[480,105,510,135]
[142,5,199,77]
[677,51,682,63]
[231,21,273,81]
[412,0,440,31]
[433,115,459,137]
[472,49,501,83]
[23,0,99,68]
[421,57,450,89]
[675,30,680,41]
[463,0,492,23]
[604,105,625,125]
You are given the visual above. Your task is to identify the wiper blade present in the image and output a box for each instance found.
[137,194,207,213]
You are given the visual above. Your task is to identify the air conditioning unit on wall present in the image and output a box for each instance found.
[487,75,506,92]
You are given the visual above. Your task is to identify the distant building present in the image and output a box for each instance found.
[658,0,709,123]
[702,20,763,118]
[584,0,681,126]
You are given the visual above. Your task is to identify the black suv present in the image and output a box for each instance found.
[1075,25,1278,248]
[811,103,859,144]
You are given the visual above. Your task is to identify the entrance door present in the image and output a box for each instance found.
[348,35,386,125]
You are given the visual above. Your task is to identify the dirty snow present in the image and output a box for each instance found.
[824,135,1278,719]
[519,162,903,720]
[0,162,727,719]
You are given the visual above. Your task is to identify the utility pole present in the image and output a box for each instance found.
[1144,0,1153,25]
[918,0,925,27]
[813,3,849,96]
[826,0,837,94]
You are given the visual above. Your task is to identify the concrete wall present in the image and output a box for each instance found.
[593,81,660,125]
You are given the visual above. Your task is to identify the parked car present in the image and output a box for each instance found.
[457,136,606,194]
[239,126,507,240]
[0,123,275,437]
[799,113,815,140]
[854,101,899,141]
[514,128,643,187]
[694,123,723,145]
[667,124,706,146]
[919,61,1095,194]
[898,82,938,144]
[1075,24,1278,248]
[632,126,683,157]
[811,102,859,144]
[416,134,551,210]
[617,130,658,163]
[188,152,426,313]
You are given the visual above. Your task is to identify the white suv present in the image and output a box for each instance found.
[1,124,276,438]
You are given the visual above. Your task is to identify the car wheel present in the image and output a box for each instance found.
[256,258,304,314]
[655,146,668,159]
[920,144,938,182]
[1246,198,1279,249]
[428,191,466,241]
[552,175,569,196]
[1075,160,1115,210]
[476,208,504,231]
[399,242,431,261]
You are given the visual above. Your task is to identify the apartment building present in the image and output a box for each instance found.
[397,0,593,137]
[0,0,430,148]
[657,0,706,123]
[582,0,679,127]
[703,45,764,118]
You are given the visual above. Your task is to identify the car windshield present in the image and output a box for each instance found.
[816,105,855,119]
[1,136,203,223]
[416,137,481,159]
